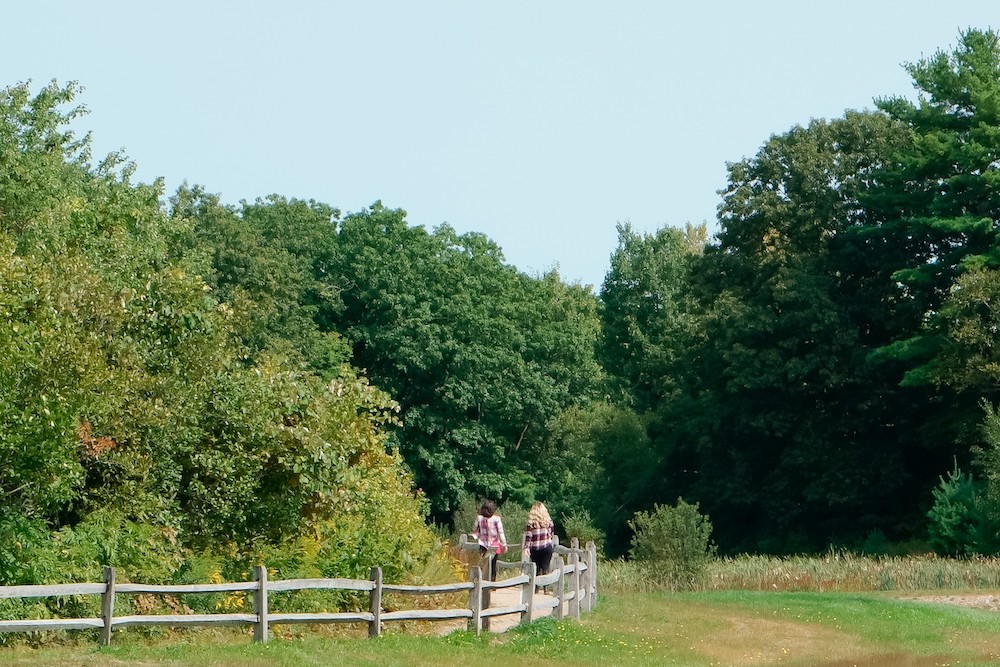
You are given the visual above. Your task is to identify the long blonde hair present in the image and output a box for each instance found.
[526,501,551,527]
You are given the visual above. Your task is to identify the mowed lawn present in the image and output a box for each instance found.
[3,591,1000,666]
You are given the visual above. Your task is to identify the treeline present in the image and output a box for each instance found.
[4,29,1000,583]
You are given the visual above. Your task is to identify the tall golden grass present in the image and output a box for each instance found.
[599,551,1000,594]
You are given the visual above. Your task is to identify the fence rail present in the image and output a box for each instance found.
[0,539,597,645]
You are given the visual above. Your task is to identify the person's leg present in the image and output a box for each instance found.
[538,545,553,575]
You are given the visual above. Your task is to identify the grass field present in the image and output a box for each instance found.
[4,589,1000,666]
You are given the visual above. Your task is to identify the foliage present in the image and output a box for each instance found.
[559,509,605,553]
[599,222,702,411]
[628,498,717,591]
[926,462,991,557]
[0,80,437,611]
[327,204,603,519]
[657,106,936,553]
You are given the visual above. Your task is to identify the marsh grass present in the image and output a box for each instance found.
[600,551,1000,594]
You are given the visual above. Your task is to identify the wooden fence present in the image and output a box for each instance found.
[457,535,598,632]
[0,538,597,645]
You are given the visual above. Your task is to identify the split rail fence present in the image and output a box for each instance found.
[0,538,597,645]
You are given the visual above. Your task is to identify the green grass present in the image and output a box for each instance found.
[5,591,1000,666]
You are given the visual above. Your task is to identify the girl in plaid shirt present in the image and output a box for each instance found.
[522,501,555,576]
[473,500,507,580]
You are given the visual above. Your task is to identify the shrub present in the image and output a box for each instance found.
[560,509,605,553]
[628,498,717,591]
[927,463,991,557]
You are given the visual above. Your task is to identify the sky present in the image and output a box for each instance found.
[3,2,998,289]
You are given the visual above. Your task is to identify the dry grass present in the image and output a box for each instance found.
[600,551,1000,594]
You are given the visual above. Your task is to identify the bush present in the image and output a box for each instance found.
[560,509,605,553]
[628,498,717,591]
[927,463,992,557]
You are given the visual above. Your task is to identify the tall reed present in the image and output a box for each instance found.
[599,551,1000,594]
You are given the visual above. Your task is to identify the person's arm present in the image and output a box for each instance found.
[497,518,507,549]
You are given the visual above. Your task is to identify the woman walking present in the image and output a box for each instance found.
[472,499,507,581]
[522,501,555,583]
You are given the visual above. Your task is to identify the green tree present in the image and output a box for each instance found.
[865,30,1000,376]
[0,81,436,587]
[599,222,702,412]
[660,111,918,552]
[329,204,602,519]
[169,187,349,378]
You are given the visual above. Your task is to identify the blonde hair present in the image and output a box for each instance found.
[526,501,551,527]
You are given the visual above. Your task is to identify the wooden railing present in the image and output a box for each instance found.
[457,534,598,631]
[0,539,598,645]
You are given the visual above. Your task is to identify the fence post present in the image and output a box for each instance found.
[368,566,382,638]
[551,553,564,621]
[468,566,483,635]
[519,561,535,626]
[586,541,597,610]
[569,550,581,620]
[99,566,115,647]
[580,546,591,614]
[252,565,268,643]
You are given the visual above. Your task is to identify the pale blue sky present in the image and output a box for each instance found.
[4,2,997,288]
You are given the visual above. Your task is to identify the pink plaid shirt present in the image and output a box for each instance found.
[473,515,507,550]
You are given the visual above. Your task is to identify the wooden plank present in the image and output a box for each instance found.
[380,609,473,622]
[0,618,104,632]
[253,565,268,644]
[0,583,105,599]
[552,553,565,621]
[368,566,382,638]
[481,605,526,619]
[111,613,255,627]
[534,597,560,611]
[569,551,581,620]
[115,582,257,594]
[268,612,373,624]
[482,574,528,590]
[382,582,472,594]
[520,561,535,626]
[267,578,373,592]
[469,566,482,635]
[534,572,560,587]
[100,566,115,647]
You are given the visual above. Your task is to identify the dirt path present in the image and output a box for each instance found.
[903,593,1000,611]
[436,586,564,635]
[483,587,561,633]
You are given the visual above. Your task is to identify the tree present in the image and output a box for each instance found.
[599,222,702,412]
[658,111,919,552]
[328,204,603,519]
[0,81,436,586]
[860,29,1000,385]
[169,187,350,378]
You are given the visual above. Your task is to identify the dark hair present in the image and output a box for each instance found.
[479,500,497,518]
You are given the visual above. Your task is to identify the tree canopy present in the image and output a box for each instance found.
[8,28,1000,574]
